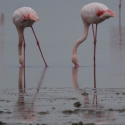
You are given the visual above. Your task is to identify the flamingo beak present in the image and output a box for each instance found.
[30,15,39,22]
[21,63,25,67]
[107,10,115,17]
[75,63,79,67]
[111,12,115,17]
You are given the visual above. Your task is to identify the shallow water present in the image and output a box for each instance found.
[0,0,125,124]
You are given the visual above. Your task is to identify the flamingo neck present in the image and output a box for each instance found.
[16,27,24,65]
[17,28,24,54]
[72,23,90,56]
[17,27,24,41]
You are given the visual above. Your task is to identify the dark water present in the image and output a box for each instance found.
[0,0,125,124]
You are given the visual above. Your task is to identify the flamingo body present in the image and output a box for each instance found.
[81,2,114,24]
[72,2,115,67]
[12,7,39,28]
[12,7,47,67]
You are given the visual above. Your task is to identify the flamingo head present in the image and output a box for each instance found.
[99,10,115,20]
[72,55,79,67]
[19,55,24,67]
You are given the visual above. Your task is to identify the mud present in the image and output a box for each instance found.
[0,87,124,124]
[74,102,82,108]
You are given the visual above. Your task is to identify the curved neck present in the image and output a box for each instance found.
[16,27,24,56]
[72,23,90,55]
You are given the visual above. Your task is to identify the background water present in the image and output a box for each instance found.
[0,0,125,124]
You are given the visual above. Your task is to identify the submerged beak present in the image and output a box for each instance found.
[75,63,79,67]
[21,63,24,67]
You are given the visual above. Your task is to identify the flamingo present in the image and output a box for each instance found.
[12,7,48,67]
[72,2,115,67]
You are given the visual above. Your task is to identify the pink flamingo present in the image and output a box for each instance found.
[12,7,48,67]
[72,2,115,67]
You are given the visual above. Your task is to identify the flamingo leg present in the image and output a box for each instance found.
[22,34,26,90]
[31,26,48,67]
[94,24,97,87]
[92,24,95,39]
[93,24,98,66]
[23,36,26,67]
[92,24,98,89]
[94,58,96,89]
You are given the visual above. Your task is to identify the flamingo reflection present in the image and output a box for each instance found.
[72,66,97,107]
[72,67,89,105]
[14,67,47,123]
[72,66,114,124]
